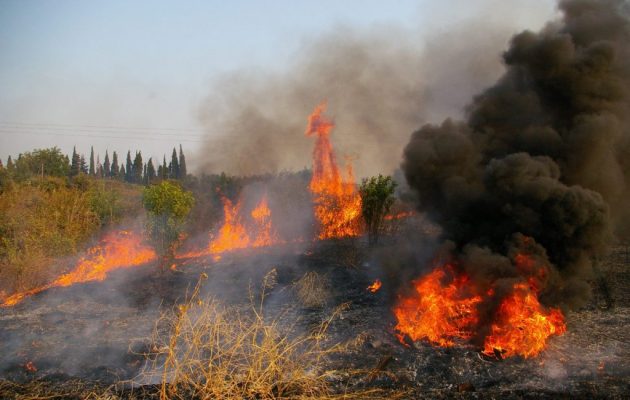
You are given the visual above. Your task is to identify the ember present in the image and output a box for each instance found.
[305,103,362,239]
[366,279,382,293]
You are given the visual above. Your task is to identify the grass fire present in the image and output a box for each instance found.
[1,0,629,398]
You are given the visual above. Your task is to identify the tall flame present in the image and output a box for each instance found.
[393,260,566,358]
[305,102,362,239]
[1,230,156,307]
[182,194,279,258]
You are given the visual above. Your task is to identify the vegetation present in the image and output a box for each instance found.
[0,176,141,297]
[359,174,397,245]
[142,181,194,263]
[142,272,347,400]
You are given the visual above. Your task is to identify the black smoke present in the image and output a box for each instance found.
[402,0,629,309]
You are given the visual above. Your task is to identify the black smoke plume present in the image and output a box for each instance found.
[402,0,629,309]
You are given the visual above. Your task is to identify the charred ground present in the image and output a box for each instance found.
[0,216,627,399]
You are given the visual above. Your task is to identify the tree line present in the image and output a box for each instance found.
[0,145,187,185]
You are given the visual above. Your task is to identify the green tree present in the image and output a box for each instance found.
[125,151,133,183]
[13,147,70,180]
[143,181,194,264]
[111,151,119,178]
[103,150,111,177]
[70,147,80,177]
[170,147,179,179]
[146,158,156,184]
[133,151,143,184]
[89,146,95,176]
[179,144,187,179]
[79,154,88,174]
[359,174,397,245]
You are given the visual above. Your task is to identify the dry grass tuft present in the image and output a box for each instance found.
[294,271,330,308]
[140,272,347,399]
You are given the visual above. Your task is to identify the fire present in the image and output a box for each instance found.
[384,211,415,221]
[367,279,382,293]
[182,194,280,258]
[393,265,482,347]
[305,102,362,239]
[482,283,566,359]
[0,230,156,307]
[393,260,566,358]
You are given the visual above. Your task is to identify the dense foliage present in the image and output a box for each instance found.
[143,181,194,262]
[359,174,397,245]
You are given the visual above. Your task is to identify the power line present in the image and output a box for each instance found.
[0,121,206,133]
[0,129,206,143]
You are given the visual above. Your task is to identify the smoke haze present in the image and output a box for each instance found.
[402,0,630,309]
[195,1,556,177]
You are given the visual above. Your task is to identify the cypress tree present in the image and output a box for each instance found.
[0,159,3,169]
[70,147,80,177]
[119,165,126,180]
[179,144,187,179]
[111,151,119,177]
[6,156,14,173]
[133,151,143,184]
[162,156,168,179]
[125,151,133,182]
[79,154,88,174]
[170,148,179,179]
[103,151,111,177]
[147,158,156,184]
[89,146,95,176]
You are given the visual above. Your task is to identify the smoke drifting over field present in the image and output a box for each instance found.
[195,1,556,177]
[402,0,630,309]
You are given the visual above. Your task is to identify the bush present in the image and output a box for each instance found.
[143,181,194,262]
[359,175,397,245]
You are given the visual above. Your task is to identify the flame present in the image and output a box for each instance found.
[393,265,482,347]
[482,283,566,359]
[1,230,156,307]
[181,194,280,258]
[393,259,566,358]
[384,211,415,221]
[24,361,37,373]
[367,279,382,293]
[305,102,362,239]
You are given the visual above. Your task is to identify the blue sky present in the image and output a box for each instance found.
[0,0,557,168]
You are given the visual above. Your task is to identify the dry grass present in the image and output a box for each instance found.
[139,272,349,399]
[294,271,330,308]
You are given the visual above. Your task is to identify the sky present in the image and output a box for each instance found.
[0,0,557,170]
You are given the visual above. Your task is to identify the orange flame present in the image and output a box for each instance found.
[482,283,566,359]
[393,259,566,358]
[1,230,156,307]
[305,103,362,239]
[384,211,415,221]
[182,194,280,258]
[367,279,382,293]
[393,265,482,347]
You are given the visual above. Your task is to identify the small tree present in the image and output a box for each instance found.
[359,174,397,245]
[143,181,194,265]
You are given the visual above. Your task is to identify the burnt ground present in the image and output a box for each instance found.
[0,227,628,398]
